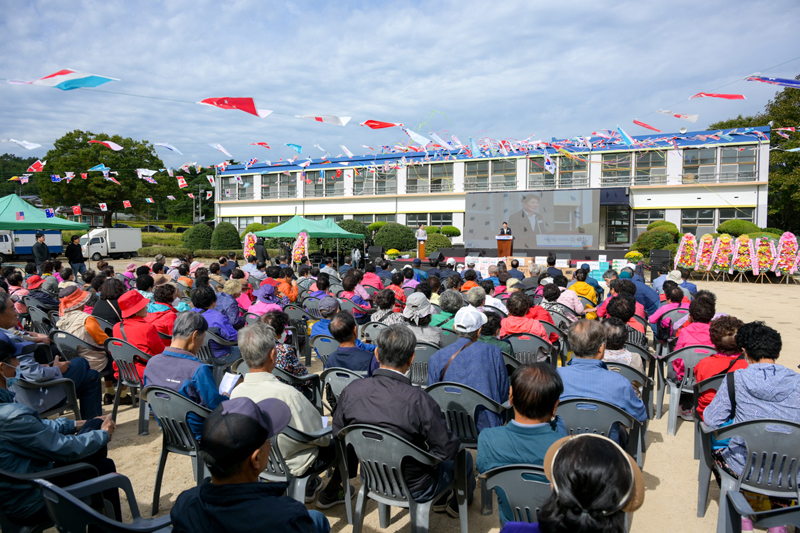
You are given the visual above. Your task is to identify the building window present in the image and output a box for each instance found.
[634,151,667,185]
[490,160,517,190]
[681,208,715,235]
[720,146,756,182]
[303,171,344,198]
[262,172,296,199]
[353,214,373,224]
[528,157,556,189]
[93,216,103,226]
[606,206,630,244]
[430,213,453,227]
[375,214,396,223]
[406,214,428,227]
[407,163,453,193]
[221,175,253,200]
[601,153,632,187]
[559,157,588,188]
[683,148,717,183]
[633,210,665,226]
[465,161,489,191]
[718,208,754,223]
[355,167,397,196]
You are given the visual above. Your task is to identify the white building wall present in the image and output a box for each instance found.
[515,159,527,190]
[453,161,465,192]
[664,208,681,226]
[665,148,683,185]
[343,169,354,197]
[588,153,602,188]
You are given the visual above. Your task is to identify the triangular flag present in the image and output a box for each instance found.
[80,173,87,179]
[208,143,233,158]
[145,198,154,203]
[198,97,271,118]
[206,191,212,199]
[295,115,351,126]
[187,193,195,199]
[27,160,45,172]
[360,119,403,129]
[88,140,123,151]
[286,144,302,154]
[177,177,188,188]
[167,195,176,200]
[250,142,270,149]
[207,175,215,186]
[632,120,661,133]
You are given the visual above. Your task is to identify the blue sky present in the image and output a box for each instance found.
[1,0,799,167]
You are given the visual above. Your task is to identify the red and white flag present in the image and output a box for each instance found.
[177,177,188,188]
[207,175,215,186]
[72,205,81,215]
[198,97,272,118]
[656,110,699,123]
[27,159,45,172]
[632,119,661,133]
[187,193,195,199]
[80,173,88,179]
[250,142,271,149]
[205,191,212,199]
[295,115,351,126]
[145,198,154,203]
[339,145,354,158]
[64,172,75,182]
[690,92,746,100]
[99,203,107,211]
[88,140,123,151]
[360,119,403,129]
[123,200,131,208]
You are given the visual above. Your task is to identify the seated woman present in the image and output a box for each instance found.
[259,310,312,393]
[249,284,282,316]
[371,289,405,325]
[694,316,747,421]
[428,275,442,305]
[190,286,239,359]
[230,269,253,310]
[6,272,29,315]
[493,272,511,296]
[499,292,548,340]
[386,272,407,312]
[430,289,462,328]
[83,273,106,315]
[402,293,444,347]
[112,290,167,384]
[540,283,579,323]
[674,295,716,380]
[122,262,137,282]
[208,262,225,285]
[339,274,371,325]
[81,269,96,292]
[177,265,193,288]
[601,317,644,374]
[92,277,126,325]
[568,269,597,319]
[136,274,155,301]
[648,284,689,332]
[40,261,60,299]
[200,276,245,329]
[460,269,479,293]
[704,321,800,532]
[146,283,181,335]
[479,312,514,358]
[552,275,584,315]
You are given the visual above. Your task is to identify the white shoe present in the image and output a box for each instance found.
[678,407,694,421]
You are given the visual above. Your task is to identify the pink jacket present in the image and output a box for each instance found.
[362,272,384,289]
[557,288,584,314]
[499,316,548,341]
[674,322,713,379]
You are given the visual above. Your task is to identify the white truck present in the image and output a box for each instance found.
[0,230,63,263]
[80,228,143,261]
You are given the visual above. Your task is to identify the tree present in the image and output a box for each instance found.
[211,221,242,249]
[320,219,371,252]
[0,154,40,197]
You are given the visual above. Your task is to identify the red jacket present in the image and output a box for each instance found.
[694,353,748,419]
[113,315,167,357]
[499,316,548,341]
[145,305,178,335]
[362,272,384,289]
[525,306,559,344]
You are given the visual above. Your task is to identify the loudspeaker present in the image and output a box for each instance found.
[650,249,671,283]
[466,250,485,257]
[428,252,445,263]
[367,246,383,259]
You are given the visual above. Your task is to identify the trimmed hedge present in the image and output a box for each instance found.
[211,222,242,249]
[747,232,781,241]
[137,246,191,258]
[646,221,679,239]
[761,227,783,235]
[184,224,212,251]
[368,221,387,233]
[631,229,675,258]
[240,223,267,238]
[647,220,677,231]
[716,219,760,237]
[425,233,452,254]
[441,225,461,237]
[424,226,440,235]
[374,222,416,252]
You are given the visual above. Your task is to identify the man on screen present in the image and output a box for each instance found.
[512,193,552,248]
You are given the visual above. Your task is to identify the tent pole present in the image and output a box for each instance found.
[336,239,339,269]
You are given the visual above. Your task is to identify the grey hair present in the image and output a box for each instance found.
[172,312,209,339]
[488,265,498,275]
[438,289,463,314]
[154,254,165,263]
[568,319,607,359]
[0,292,9,313]
[603,269,618,281]
[239,323,277,370]
[529,264,543,276]
[466,286,486,308]
[375,324,416,368]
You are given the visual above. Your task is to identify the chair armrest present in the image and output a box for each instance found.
[727,491,755,517]
[63,473,148,520]
[14,462,98,481]
[16,376,74,388]
[284,425,332,442]
[501,400,512,410]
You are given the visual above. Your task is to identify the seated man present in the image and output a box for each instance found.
[601,317,644,374]
[231,323,353,509]
[332,325,476,517]
[170,397,330,533]
[190,286,240,360]
[694,316,747,420]
[606,293,647,350]
[323,312,378,376]
[461,260,483,283]
[0,333,120,526]
[241,255,258,276]
[679,267,698,296]
[486,265,499,287]
[427,307,509,430]
[507,259,525,281]
[411,258,428,281]
[477,363,567,526]
[0,292,102,419]
[376,260,394,282]
[143,312,226,440]
[559,319,647,445]
[479,280,508,314]
[310,297,375,352]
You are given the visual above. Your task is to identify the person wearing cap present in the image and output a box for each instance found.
[112,290,166,382]
[0,291,104,419]
[439,257,458,279]
[559,320,647,446]
[170,396,331,533]
[190,286,239,360]
[144,312,226,440]
[461,260,483,283]
[411,257,429,281]
[189,260,205,278]
[477,363,567,526]
[403,292,445,347]
[309,297,374,352]
[249,284,282,316]
[168,258,182,281]
[428,306,509,430]
[0,331,121,527]
[120,262,136,282]
[426,258,442,279]
[333,324,476,518]
[323,312,378,376]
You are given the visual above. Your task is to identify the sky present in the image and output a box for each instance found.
[1,0,799,168]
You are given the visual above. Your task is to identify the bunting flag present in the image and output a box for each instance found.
[8,69,119,90]
[50,175,62,182]
[88,140,123,151]
[166,168,174,177]
[205,191,212,199]
[64,172,74,182]
[145,198,154,203]
[361,145,374,151]
[250,142,270,149]
[187,193,195,199]
[298,160,311,168]
[207,175,215,186]
[15,211,25,221]
[616,125,636,146]
[208,143,232,157]
[295,114,351,126]
[198,97,272,118]
[690,92,746,100]
[429,133,452,150]
[136,169,157,178]
[20,175,30,184]
[286,144,302,154]
[177,177,188,188]
[167,195,176,200]
[402,128,432,148]
[744,75,800,89]
[215,162,228,172]
[154,142,183,155]
[123,200,131,208]
[88,163,109,172]
[44,208,55,218]
[99,203,107,211]
[27,160,45,172]
[633,119,661,133]
[195,164,202,173]
[106,176,120,185]
[80,173,87,179]
[245,158,258,167]
[314,144,329,154]
[2,138,42,150]
[360,119,403,129]
[656,110,699,123]
[72,205,81,216]
[340,145,354,158]
[336,169,342,178]
[7,176,20,182]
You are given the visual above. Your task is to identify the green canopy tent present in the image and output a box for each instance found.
[253,215,364,265]
[0,195,89,230]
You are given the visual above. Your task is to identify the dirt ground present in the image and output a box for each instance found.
[50,261,800,531]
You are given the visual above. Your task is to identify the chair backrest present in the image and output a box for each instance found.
[624,343,653,370]
[339,424,442,507]
[633,314,647,329]
[47,310,60,326]
[261,435,292,483]
[431,303,442,315]
[660,308,690,335]
[50,330,96,361]
[663,345,716,386]
[484,305,507,318]
[546,309,573,331]
[425,382,507,447]
[104,338,151,387]
[409,342,439,387]
[505,333,554,365]
[93,316,115,337]
[606,362,653,417]
[330,285,344,297]
[23,295,56,312]
[440,328,459,347]
[37,478,144,533]
[532,294,543,307]
[244,312,260,325]
[540,321,566,346]
[578,296,595,309]
[363,285,377,297]
[157,331,172,342]
[196,330,237,365]
[143,386,211,454]
[208,278,222,290]
[339,298,369,316]
[692,374,725,414]
[557,398,635,439]
[28,306,54,335]
[502,352,521,376]
[403,287,415,298]
[483,464,552,523]
[231,358,249,375]
[311,335,339,365]
[320,367,362,406]
[361,321,388,344]
[301,298,321,318]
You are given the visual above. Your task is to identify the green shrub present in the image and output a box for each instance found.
[142,233,183,247]
[211,222,242,249]
[647,220,677,232]
[185,224,212,251]
[632,229,675,258]
[240,223,267,237]
[424,226,440,235]
[192,249,245,259]
[137,246,191,258]
[374,222,416,252]
[368,221,387,233]
[663,243,679,264]
[716,219,760,237]
[425,233,452,254]
[440,225,461,237]
[181,226,194,243]
[646,221,679,240]
[747,232,781,241]
[319,220,370,252]
[761,227,784,235]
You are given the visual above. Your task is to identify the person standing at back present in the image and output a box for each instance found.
[65,235,86,276]
[31,233,49,275]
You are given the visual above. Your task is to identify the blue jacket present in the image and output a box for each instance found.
[143,348,226,439]
[631,280,660,317]
[413,268,429,281]
[215,291,245,330]
[680,280,698,296]
[461,268,483,282]
[310,319,375,352]
[0,388,108,521]
[323,346,379,376]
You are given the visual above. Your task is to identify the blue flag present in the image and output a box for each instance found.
[286,143,302,155]
[50,175,62,182]
[87,163,109,172]
[44,208,55,218]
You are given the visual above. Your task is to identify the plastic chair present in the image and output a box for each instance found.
[577,296,596,311]
[540,321,568,365]
[283,305,313,364]
[338,424,469,533]
[302,297,322,319]
[431,303,442,315]
[272,367,323,415]
[409,342,439,387]
[633,314,648,330]
[625,342,657,386]
[14,376,81,421]
[502,352,521,376]
[363,285,377,297]
[22,295,58,313]
[195,330,239,385]
[657,345,715,435]
[484,305,507,318]
[311,335,339,365]
[47,310,60,327]
[360,321,388,344]
[208,278,222,291]
[320,367,362,411]
[545,309,574,331]
[697,419,800,533]
[440,328,459,347]
[691,374,725,460]
[480,464,552,523]
[402,287,415,298]
[93,316,116,337]
[104,338,151,435]
[156,331,171,343]
[143,386,211,516]
[339,298,374,317]
[556,398,644,467]
[243,312,260,325]
[606,362,653,454]
[27,306,55,336]
[49,330,113,379]
[330,284,344,297]
[505,333,556,365]
[726,491,800,532]
[36,474,172,533]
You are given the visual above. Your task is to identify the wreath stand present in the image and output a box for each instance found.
[778,274,798,285]
[731,272,748,283]
[755,273,772,284]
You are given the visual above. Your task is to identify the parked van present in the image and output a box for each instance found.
[80,228,143,261]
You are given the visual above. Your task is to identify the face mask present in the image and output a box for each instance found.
[3,362,21,390]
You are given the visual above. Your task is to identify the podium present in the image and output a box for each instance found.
[417,239,426,259]
[496,235,513,257]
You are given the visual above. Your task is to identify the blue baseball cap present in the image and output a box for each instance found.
[0,331,35,363]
